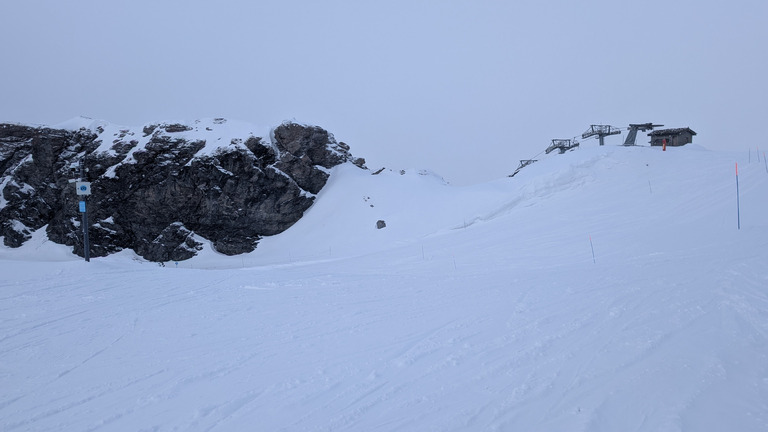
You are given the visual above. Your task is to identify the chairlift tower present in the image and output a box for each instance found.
[582,125,621,146]
[623,123,663,146]
[545,139,580,154]
[510,159,537,177]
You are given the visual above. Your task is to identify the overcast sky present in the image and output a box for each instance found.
[2,0,766,184]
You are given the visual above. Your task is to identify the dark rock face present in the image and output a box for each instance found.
[0,120,366,261]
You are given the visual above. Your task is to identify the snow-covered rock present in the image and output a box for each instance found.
[0,119,365,261]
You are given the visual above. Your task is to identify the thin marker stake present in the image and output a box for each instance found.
[589,235,596,264]
[764,152,767,174]
[736,162,741,230]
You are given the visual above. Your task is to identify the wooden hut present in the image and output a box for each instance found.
[648,127,696,147]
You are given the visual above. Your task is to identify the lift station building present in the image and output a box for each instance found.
[648,127,697,147]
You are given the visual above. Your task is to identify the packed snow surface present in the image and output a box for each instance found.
[2,145,767,431]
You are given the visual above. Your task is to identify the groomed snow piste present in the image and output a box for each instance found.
[2,144,767,431]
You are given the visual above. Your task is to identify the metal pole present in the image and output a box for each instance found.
[80,158,90,262]
[764,152,767,174]
[82,203,90,262]
[736,162,741,230]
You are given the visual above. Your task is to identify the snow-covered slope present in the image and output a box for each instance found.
[2,144,767,431]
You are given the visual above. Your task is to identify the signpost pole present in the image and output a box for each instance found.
[81,201,90,262]
[77,158,91,262]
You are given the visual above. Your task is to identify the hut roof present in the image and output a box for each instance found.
[648,127,697,136]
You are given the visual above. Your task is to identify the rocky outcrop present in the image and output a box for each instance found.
[0,119,366,261]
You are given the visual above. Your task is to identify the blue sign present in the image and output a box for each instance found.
[79,201,86,213]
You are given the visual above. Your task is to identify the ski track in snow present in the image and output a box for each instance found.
[1,146,767,431]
